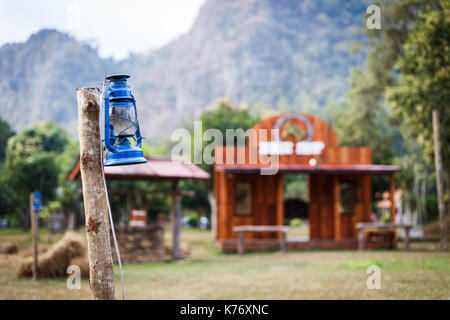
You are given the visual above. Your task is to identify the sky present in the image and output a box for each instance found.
[0,0,206,60]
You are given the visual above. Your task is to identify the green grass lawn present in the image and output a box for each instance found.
[0,228,449,299]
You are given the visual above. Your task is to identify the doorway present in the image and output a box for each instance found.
[283,174,309,241]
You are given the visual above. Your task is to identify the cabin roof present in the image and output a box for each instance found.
[67,156,210,181]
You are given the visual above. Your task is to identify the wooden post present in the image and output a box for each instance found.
[77,87,115,300]
[357,227,365,250]
[389,173,396,223]
[389,173,397,247]
[172,179,183,260]
[276,174,284,241]
[281,231,287,252]
[238,231,245,255]
[126,191,132,226]
[29,193,38,281]
[432,110,447,251]
[404,226,411,251]
[68,212,75,231]
[208,191,217,238]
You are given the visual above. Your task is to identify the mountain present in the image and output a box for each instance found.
[0,29,118,136]
[0,0,369,141]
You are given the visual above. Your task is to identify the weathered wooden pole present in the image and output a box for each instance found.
[389,173,396,223]
[238,231,245,255]
[208,192,217,238]
[172,179,183,259]
[389,173,397,246]
[29,192,38,281]
[432,110,447,251]
[76,87,115,299]
[68,212,75,231]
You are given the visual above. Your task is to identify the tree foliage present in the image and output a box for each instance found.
[0,121,72,226]
[200,100,259,141]
[196,100,260,174]
[4,152,60,202]
[388,1,450,171]
[5,120,69,163]
[331,67,396,165]
[330,0,443,218]
[0,116,14,161]
[332,0,434,164]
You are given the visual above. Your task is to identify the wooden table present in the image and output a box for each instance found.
[356,223,413,251]
[233,225,290,255]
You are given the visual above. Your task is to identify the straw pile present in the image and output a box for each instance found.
[69,255,90,278]
[17,232,88,279]
[0,242,18,254]
[19,245,49,258]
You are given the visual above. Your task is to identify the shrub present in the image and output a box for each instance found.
[289,218,302,227]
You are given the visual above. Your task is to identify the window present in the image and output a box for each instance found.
[235,182,252,216]
[339,181,355,216]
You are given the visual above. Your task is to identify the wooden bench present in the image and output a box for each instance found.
[365,230,395,249]
[233,225,289,255]
[356,223,413,251]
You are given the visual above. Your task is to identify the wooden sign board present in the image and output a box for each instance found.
[129,209,147,227]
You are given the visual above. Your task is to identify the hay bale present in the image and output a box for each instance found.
[69,256,89,279]
[17,232,86,279]
[20,246,49,258]
[0,242,18,254]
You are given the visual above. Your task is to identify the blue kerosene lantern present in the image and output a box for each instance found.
[103,74,147,166]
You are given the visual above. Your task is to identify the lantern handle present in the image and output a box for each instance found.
[104,87,117,152]
[132,95,143,148]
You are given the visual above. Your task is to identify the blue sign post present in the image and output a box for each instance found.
[30,190,41,281]
[33,190,42,211]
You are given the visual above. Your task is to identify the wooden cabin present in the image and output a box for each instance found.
[213,113,400,251]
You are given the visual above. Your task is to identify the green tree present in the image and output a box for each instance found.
[364,0,436,91]
[331,67,396,165]
[0,116,14,162]
[331,0,440,215]
[387,1,450,224]
[5,120,69,162]
[0,169,16,223]
[195,100,260,174]
[0,117,15,221]
[388,1,449,171]
[200,100,259,145]
[4,152,60,203]
[1,121,70,227]
[332,0,435,163]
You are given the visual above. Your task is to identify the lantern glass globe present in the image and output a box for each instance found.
[110,105,138,137]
